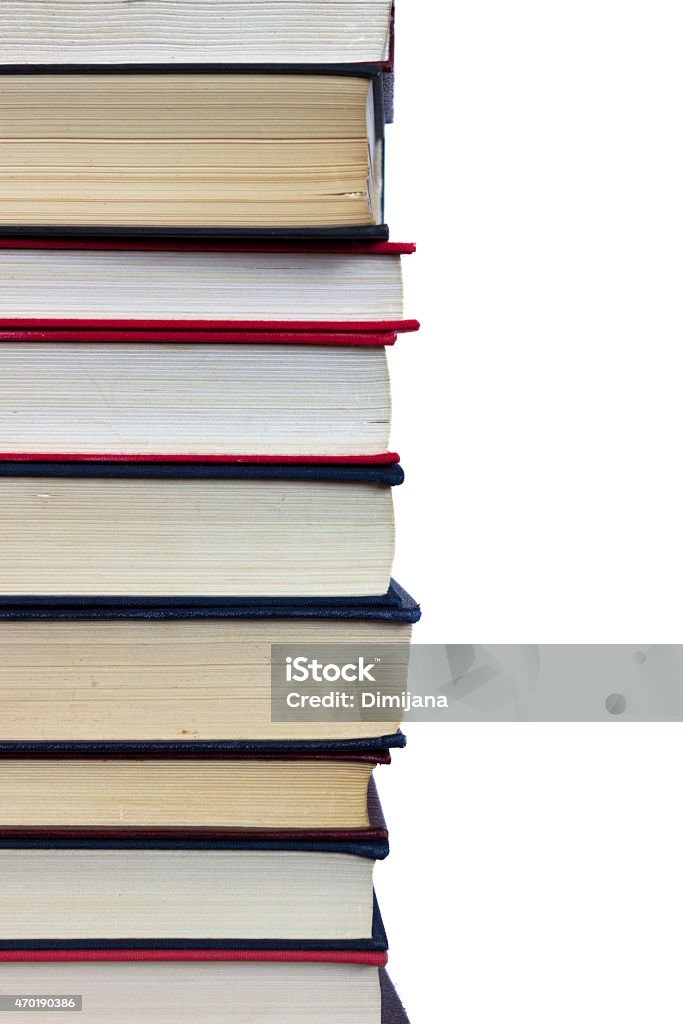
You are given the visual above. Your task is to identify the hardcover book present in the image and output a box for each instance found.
[0,585,418,748]
[0,839,388,953]
[0,963,409,1024]
[0,754,393,835]
[0,72,388,236]
[0,462,402,598]
[0,340,405,463]
[0,773,393,844]
[0,240,416,336]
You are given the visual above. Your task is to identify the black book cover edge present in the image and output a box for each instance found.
[0,225,391,242]
[0,63,387,78]
[0,894,388,953]
[0,461,403,485]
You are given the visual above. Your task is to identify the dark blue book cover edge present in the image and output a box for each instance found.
[380,970,411,1024]
[0,733,405,756]
[0,579,420,624]
[0,836,389,860]
[0,461,403,485]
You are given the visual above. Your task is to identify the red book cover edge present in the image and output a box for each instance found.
[0,329,402,346]
[0,239,415,255]
[0,826,388,841]
[0,319,419,335]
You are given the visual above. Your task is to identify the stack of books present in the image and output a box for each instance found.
[0,3,419,1023]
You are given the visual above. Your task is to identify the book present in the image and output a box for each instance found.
[0,839,387,951]
[0,962,408,1024]
[0,72,387,236]
[0,1,395,67]
[0,590,418,747]
[0,340,399,462]
[0,961,411,1024]
[0,773,393,843]
[0,462,401,598]
[0,753,391,834]
[0,339,412,467]
[0,240,417,337]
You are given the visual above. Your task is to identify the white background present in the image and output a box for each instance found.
[378,2,683,1021]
